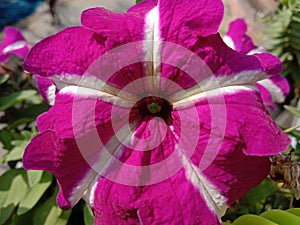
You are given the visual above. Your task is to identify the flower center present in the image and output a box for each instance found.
[147,102,161,114]
[130,96,173,125]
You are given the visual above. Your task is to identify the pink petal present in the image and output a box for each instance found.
[23,26,145,90]
[81,7,145,43]
[269,75,290,97]
[252,52,283,75]
[161,33,266,90]
[223,19,290,108]
[159,0,224,44]
[175,89,289,203]
[257,74,290,108]
[92,171,222,225]
[256,83,276,110]
[24,93,128,209]
[0,27,29,62]
[23,130,92,209]
[224,19,257,54]
[23,27,107,78]
[35,76,56,105]
[37,93,114,139]
[127,0,157,15]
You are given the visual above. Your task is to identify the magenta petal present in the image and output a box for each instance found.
[81,7,145,44]
[252,52,283,75]
[35,76,56,105]
[269,75,290,97]
[23,26,145,89]
[80,7,148,88]
[204,148,271,206]
[23,131,87,209]
[224,90,290,156]
[177,90,290,204]
[37,93,114,139]
[92,171,221,225]
[127,0,157,15]
[223,19,283,75]
[23,130,99,209]
[225,19,257,54]
[223,19,290,108]
[23,27,107,78]
[256,83,276,109]
[256,74,290,109]
[0,27,29,62]
[224,18,283,77]
[193,34,263,75]
[159,0,223,44]
[23,130,58,173]
[161,34,265,90]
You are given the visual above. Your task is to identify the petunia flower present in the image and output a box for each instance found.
[23,1,290,224]
[0,26,30,63]
[223,19,290,110]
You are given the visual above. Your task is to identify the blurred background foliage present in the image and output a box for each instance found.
[1,0,300,224]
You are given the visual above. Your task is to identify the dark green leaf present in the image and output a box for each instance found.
[33,188,71,225]
[9,210,34,225]
[288,129,300,139]
[0,129,13,150]
[0,169,28,224]
[17,172,53,215]
[8,118,35,129]
[0,90,36,111]
[83,203,94,225]
[12,102,50,119]
[0,74,10,85]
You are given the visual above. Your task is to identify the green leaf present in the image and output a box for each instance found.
[261,209,300,225]
[8,118,35,129]
[13,102,50,119]
[0,74,10,85]
[0,169,28,224]
[9,210,34,225]
[0,90,36,111]
[0,170,18,208]
[136,0,142,3]
[3,146,24,162]
[20,130,37,140]
[0,129,13,150]
[287,208,300,217]
[55,210,71,225]
[295,51,300,67]
[284,125,300,133]
[83,203,94,225]
[17,172,53,215]
[2,128,38,162]
[25,94,44,105]
[33,188,71,225]
[284,105,300,117]
[232,214,278,225]
[27,170,44,187]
